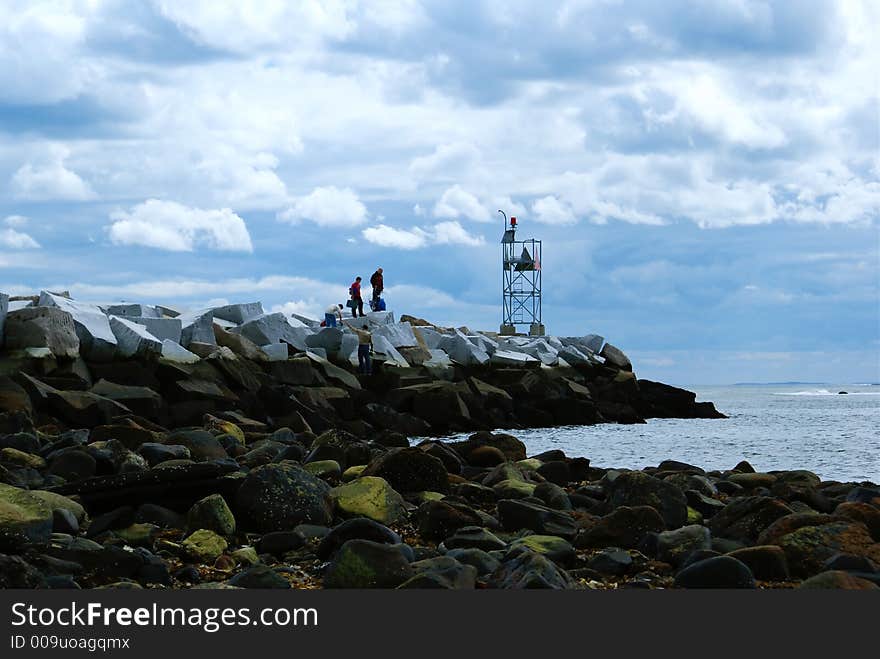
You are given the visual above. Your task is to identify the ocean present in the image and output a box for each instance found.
[438,384,880,483]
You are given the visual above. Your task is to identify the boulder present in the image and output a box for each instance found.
[674,556,756,588]
[235,463,333,532]
[187,494,236,536]
[182,529,228,562]
[599,342,631,371]
[234,313,311,351]
[560,334,604,354]
[575,506,666,549]
[443,526,507,552]
[708,496,793,545]
[371,335,410,368]
[128,317,182,343]
[211,302,264,325]
[157,340,198,364]
[317,518,402,559]
[727,545,790,581]
[0,482,53,549]
[5,307,79,358]
[324,539,414,588]
[509,535,576,567]
[491,350,539,367]
[178,310,216,346]
[497,499,577,539]
[438,331,490,366]
[416,499,482,541]
[400,557,477,589]
[798,570,879,590]
[413,326,443,350]
[362,447,449,493]
[776,521,880,578]
[109,316,162,357]
[656,525,713,566]
[260,344,289,361]
[104,304,161,318]
[331,477,407,525]
[607,471,688,529]
[372,322,418,348]
[557,345,593,366]
[490,547,576,589]
[228,565,290,589]
[39,292,117,361]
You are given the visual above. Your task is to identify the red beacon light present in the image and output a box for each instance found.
[510,217,517,227]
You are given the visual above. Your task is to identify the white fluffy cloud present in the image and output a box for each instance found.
[278,187,368,227]
[107,199,254,252]
[532,195,577,225]
[433,185,494,222]
[11,145,95,201]
[362,220,484,250]
[0,228,40,249]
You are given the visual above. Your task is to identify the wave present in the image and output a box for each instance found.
[774,389,880,396]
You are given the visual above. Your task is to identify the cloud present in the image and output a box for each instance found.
[278,187,368,227]
[106,199,254,252]
[532,195,577,225]
[0,228,40,249]
[10,145,95,201]
[410,142,481,180]
[362,220,484,249]
[433,185,493,222]
[3,215,28,228]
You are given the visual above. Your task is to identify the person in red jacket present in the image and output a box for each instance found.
[369,267,383,309]
[349,276,364,318]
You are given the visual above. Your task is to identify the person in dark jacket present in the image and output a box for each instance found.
[349,276,364,318]
[369,267,383,309]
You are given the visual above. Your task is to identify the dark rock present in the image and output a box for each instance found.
[399,556,477,589]
[173,566,201,584]
[0,554,48,587]
[453,482,497,505]
[467,446,506,467]
[727,545,790,581]
[1,432,41,454]
[756,512,839,546]
[708,496,793,544]
[607,471,688,529]
[48,450,97,482]
[324,539,414,588]
[52,508,79,534]
[317,518,402,560]
[417,499,482,541]
[235,462,333,532]
[798,570,879,590]
[86,506,135,538]
[497,499,576,539]
[509,535,576,567]
[824,553,878,573]
[534,482,572,511]
[845,487,880,505]
[834,502,880,542]
[489,547,576,589]
[776,521,880,577]
[134,504,185,529]
[164,430,227,462]
[445,548,501,575]
[139,443,190,466]
[686,490,726,518]
[362,447,449,493]
[656,525,712,566]
[575,506,666,549]
[674,556,756,589]
[587,548,633,576]
[228,565,291,589]
[679,549,722,570]
[536,461,571,486]
[258,531,306,556]
[444,526,507,552]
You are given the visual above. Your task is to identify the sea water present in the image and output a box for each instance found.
[437,384,880,483]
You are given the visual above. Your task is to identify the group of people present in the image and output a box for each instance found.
[321,267,385,375]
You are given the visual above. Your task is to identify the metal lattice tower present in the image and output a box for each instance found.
[499,210,544,336]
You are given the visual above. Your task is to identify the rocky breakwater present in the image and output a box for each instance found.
[19,292,870,590]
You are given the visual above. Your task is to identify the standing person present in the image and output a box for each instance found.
[324,303,343,328]
[354,326,372,375]
[349,276,364,318]
[369,267,384,309]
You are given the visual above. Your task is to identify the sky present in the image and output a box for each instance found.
[0,0,877,385]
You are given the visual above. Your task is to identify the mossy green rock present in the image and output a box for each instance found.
[0,482,53,549]
[183,529,228,562]
[493,479,536,499]
[115,523,160,547]
[324,539,414,588]
[412,491,445,504]
[342,465,367,482]
[0,447,46,469]
[687,506,704,525]
[509,535,576,566]
[304,460,342,481]
[331,477,407,525]
[232,546,260,566]
[516,458,543,473]
[28,490,87,524]
[187,494,236,536]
